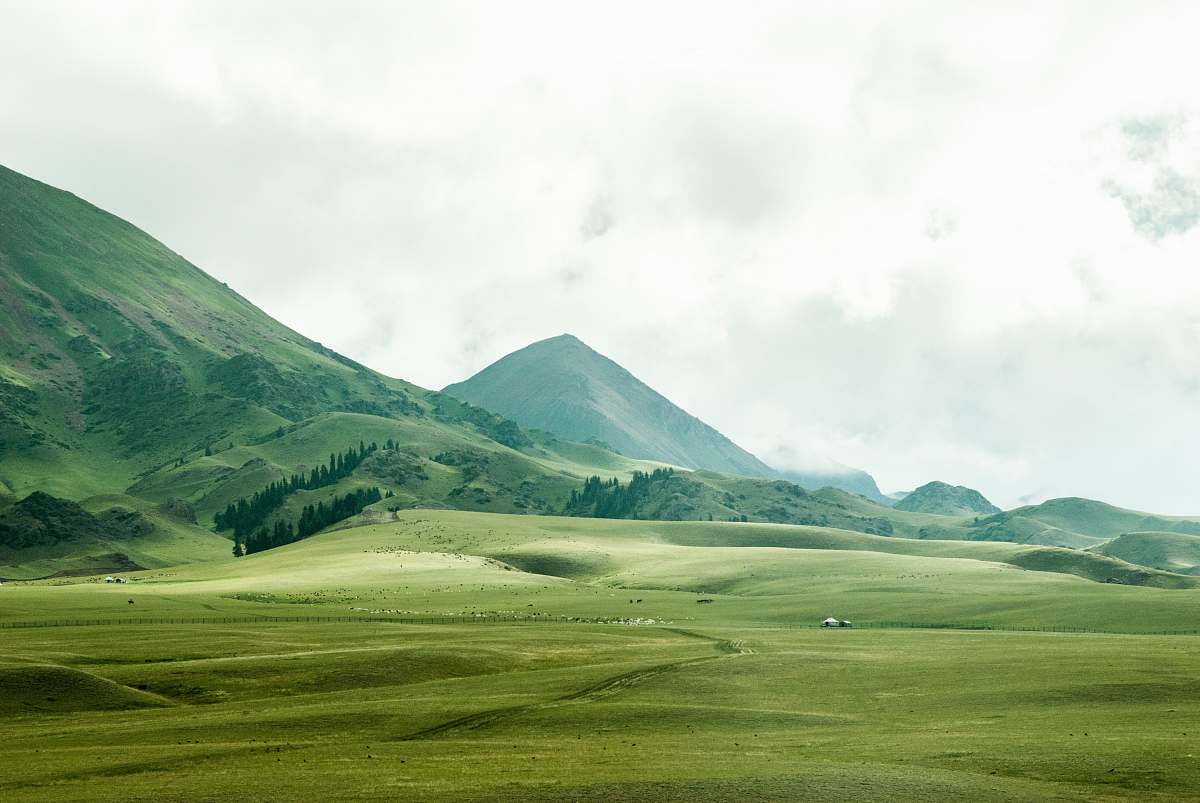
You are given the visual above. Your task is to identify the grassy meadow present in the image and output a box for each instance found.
[2,510,1199,801]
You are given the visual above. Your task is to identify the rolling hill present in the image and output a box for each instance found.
[443,334,884,499]
[894,480,1001,516]
[957,497,1200,548]
[1091,531,1200,575]
[5,512,1199,802]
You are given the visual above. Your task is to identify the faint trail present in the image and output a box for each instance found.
[659,626,755,655]
[400,629,752,741]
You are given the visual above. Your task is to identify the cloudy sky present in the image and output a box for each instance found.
[3,1,1200,511]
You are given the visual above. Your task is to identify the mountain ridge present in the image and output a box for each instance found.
[444,334,885,499]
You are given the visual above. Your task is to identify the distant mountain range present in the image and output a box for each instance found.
[0,162,883,576]
[443,334,885,500]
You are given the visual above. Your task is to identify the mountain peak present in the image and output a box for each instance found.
[445,335,762,474]
[894,481,1001,516]
[444,336,883,499]
[542,332,584,345]
[523,333,595,357]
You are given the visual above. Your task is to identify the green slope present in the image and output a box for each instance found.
[0,664,171,715]
[893,480,1000,516]
[0,492,232,580]
[3,510,1196,629]
[958,497,1200,549]
[139,411,669,528]
[1092,531,1200,575]
[0,163,431,499]
[443,334,885,499]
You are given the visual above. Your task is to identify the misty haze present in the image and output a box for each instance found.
[1,3,1199,802]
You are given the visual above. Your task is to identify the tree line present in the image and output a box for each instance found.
[214,440,381,538]
[241,486,386,555]
[563,468,675,518]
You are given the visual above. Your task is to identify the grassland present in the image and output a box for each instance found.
[2,510,1199,801]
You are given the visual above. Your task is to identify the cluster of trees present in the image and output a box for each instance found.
[241,487,387,555]
[214,441,380,538]
[563,468,675,519]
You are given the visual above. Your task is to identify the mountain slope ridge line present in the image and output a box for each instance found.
[443,334,885,500]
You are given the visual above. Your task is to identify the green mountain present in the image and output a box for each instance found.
[894,481,1001,516]
[0,163,436,499]
[0,164,671,574]
[443,334,884,499]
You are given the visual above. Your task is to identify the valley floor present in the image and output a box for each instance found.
[1,510,1198,801]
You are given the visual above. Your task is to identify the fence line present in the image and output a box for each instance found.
[0,614,598,629]
[0,615,1197,636]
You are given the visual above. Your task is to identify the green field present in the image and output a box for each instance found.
[3,511,1199,801]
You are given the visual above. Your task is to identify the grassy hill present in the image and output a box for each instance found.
[0,163,433,499]
[443,334,885,500]
[0,492,232,580]
[3,508,1198,628]
[894,480,1000,516]
[1092,531,1200,575]
[953,497,1200,549]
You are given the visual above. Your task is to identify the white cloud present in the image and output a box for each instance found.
[3,0,1200,511]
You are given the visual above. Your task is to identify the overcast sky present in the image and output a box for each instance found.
[3,1,1200,511]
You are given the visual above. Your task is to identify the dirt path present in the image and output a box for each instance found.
[400,629,752,741]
